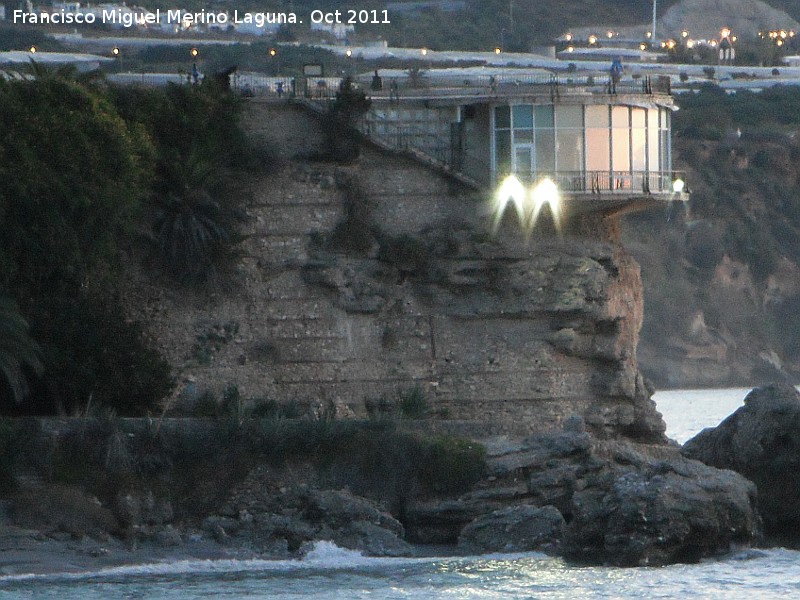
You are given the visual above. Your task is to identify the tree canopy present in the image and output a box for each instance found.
[0,75,151,296]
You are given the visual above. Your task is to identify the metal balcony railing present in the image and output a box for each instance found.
[232,72,672,100]
[501,170,685,195]
[368,73,672,99]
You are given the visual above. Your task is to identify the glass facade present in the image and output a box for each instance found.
[493,103,673,192]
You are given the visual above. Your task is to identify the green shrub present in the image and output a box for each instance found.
[413,435,487,494]
[15,416,488,523]
[399,386,428,419]
[378,234,430,274]
[328,176,376,255]
[323,77,371,162]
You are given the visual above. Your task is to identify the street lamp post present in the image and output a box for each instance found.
[651,0,657,46]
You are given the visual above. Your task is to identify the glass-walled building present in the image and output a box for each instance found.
[360,72,682,201]
[491,101,673,194]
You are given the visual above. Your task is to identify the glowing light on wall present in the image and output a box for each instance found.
[529,178,562,234]
[491,175,562,236]
[491,175,527,233]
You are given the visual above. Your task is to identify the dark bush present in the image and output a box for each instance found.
[9,485,120,538]
[378,234,430,275]
[328,176,376,255]
[684,221,724,272]
[21,292,174,416]
[323,77,371,162]
[399,386,429,419]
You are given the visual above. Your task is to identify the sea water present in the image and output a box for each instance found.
[3,388,799,600]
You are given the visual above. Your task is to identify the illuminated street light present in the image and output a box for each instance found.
[567,46,575,53]
[421,47,428,56]
[565,33,573,41]
[494,47,502,54]
[29,45,36,53]
[588,35,598,45]
[720,27,731,39]
[681,30,688,38]
[606,31,614,39]
[190,47,199,57]
[112,46,120,56]
[672,178,685,194]
[269,47,277,57]
[646,31,652,39]
[639,43,647,51]
[345,48,352,57]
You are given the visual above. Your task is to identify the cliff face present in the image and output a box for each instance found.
[626,132,800,388]
[123,102,665,442]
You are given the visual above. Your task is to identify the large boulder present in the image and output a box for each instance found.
[407,420,761,566]
[457,505,565,554]
[682,383,800,538]
[563,456,761,566]
[208,471,413,557]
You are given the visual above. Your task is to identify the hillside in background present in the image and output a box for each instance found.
[624,84,800,388]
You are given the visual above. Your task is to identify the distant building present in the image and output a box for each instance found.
[387,1,466,14]
[0,50,113,72]
[232,15,280,36]
[310,21,354,40]
[557,47,666,63]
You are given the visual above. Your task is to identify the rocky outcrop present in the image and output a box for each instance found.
[405,421,761,566]
[563,453,760,566]
[457,505,564,554]
[682,383,800,539]
[203,466,413,557]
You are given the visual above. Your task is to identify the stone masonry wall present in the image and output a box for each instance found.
[122,101,665,441]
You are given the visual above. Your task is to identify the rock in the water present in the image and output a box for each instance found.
[682,382,800,538]
[208,472,410,557]
[457,505,564,554]
[563,456,761,567]
[332,521,414,557]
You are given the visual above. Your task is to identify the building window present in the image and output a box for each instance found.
[492,102,670,190]
[585,105,610,173]
[555,105,583,174]
[611,106,631,180]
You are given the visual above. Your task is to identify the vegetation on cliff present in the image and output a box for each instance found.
[626,84,800,386]
[0,72,258,415]
[1,416,485,536]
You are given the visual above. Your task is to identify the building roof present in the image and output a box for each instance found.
[0,51,113,65]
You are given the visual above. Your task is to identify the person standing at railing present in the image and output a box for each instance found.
[609,57,623,94]
[371,70,383,91]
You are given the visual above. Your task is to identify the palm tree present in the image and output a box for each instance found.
[0,297,43,403]
[153,150,234,282]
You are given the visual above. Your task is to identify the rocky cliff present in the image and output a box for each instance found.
[124,101,665,442]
